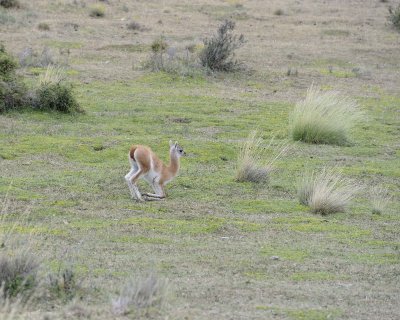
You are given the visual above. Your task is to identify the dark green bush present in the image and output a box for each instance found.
[0,0,20,9]
[0,44,27,112]
[0,79,27,112]
[0,43,18,81]
[199,20,245,72]
[36,82,81,113]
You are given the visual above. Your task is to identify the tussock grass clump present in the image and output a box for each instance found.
[388,4,400,30]
[298,168,359,214]
[89,4,105,17]
[0,0,20,9]
[0,251,39,298]
[370,186,391,215]
[236,131,288,183]
[112,273,169,316]
[200,20,245,72]
[289,85,362,145]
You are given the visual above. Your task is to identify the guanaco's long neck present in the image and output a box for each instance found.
[167,151,180,177]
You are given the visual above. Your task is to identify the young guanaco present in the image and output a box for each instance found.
[125,141,186,201]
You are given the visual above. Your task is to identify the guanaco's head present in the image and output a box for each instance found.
[169,140,186,157]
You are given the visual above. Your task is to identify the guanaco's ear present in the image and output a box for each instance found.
[174,141,178,147]
[169,140,173,147]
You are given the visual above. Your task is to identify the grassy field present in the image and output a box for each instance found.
[1,0,399,319]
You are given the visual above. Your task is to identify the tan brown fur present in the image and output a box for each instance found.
[125,141,185,201]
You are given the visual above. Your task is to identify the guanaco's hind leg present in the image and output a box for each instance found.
[124,163,144,202]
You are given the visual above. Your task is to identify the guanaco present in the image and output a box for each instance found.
[125,141,186,201]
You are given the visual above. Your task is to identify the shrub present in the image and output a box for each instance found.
[35,82,81,113]
[274,9,284,16]
[0,0,20,9]
[89,4,105,17]
[32,65,81,113]
[0,79,27,112]
[112,273,169,316]
[236,131,288,183]
[37,22,50,31]
[388,4,400,30]
[0,44,27,113]
[289,85,362,145]
[48,266,78,300]
[0,44,18,81]
[127,21,143,31]
[199,20,245,72]
[297,168,359,214]
[0,251,38,298]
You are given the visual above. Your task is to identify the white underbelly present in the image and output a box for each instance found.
[143,171,159,184]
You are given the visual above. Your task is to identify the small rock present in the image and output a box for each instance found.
[270,256,280,260]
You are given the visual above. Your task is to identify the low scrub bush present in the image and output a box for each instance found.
[145,38,203,78]
[0,0,20,9]
[89,4,105,17]
[37,22,50,31]
[0,251,39,298]
[236,131,288,183]
[32,65,82,113]
[200,19,245,72]
[35,82,81,113]
[0,44,27,113]
[112,273,169,316]
[48,266,78,300]
[297,168,359,214]
[289,85,362,145]
[388,4,400,30]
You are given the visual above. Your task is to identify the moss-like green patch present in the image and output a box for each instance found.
[322,29,350,37]
[272,216,371,239]
[110,235,170,245]
[260,245,310,262]
[232,199,306,214]
[349,252,399,265]
[290,271,338,281]
[97,44,149,53]
[319,68,355,78]
[44,40,83,49]
[256,306,342,320]
[121,216,225,235]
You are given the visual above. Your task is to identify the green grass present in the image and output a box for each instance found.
[0,36,399,320]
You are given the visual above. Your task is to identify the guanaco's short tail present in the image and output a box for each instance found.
[129,145,137,161]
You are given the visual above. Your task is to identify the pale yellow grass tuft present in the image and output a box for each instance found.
[298,168,360,214]
[236,131,289,183]
[38,65,65,87]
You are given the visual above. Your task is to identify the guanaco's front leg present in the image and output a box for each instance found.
[143,182,165,200]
